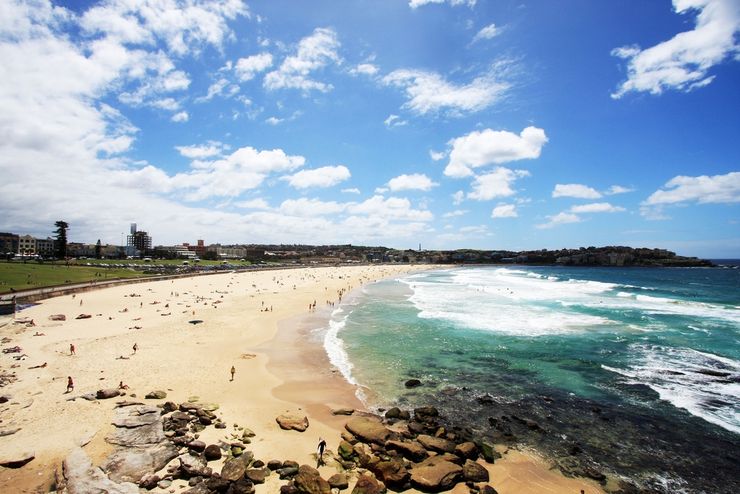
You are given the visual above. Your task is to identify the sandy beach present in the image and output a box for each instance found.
[0,265,605,493]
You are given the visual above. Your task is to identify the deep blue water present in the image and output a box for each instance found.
[324,265,740,492]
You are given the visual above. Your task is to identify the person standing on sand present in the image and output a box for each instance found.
[230,365,235,381]
[132,343,138,354]
[66,376,74,393]
[317,437,327,467]
[70,343,75,356]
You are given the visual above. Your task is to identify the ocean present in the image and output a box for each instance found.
[323,264,740,493]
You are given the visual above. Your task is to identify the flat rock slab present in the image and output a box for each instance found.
[410,456,463,492]
[276,414,309,432]
[63,448,138,494]
[345,416,391,445]
[106,407,166,447]
[103,443,179,484]
[0,451,34,468]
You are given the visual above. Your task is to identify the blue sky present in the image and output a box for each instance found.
[1,0,739,257]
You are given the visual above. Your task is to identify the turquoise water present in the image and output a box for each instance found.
[324,265,740,491]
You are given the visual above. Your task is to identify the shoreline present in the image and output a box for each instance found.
[1,264,606,493]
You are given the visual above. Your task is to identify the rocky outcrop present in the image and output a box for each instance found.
[0,451,34,468]
[276,414,309,432]
[61,447,138,494]
[293,464,330,494]
[409,456,462,492]
[345,417,391,445]
[351,473,386,494]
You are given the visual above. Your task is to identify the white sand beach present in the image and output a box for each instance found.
[0,265,605,493]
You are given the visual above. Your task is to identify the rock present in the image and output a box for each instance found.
[479,486,498,494]
[179,453,212,477]
[232,446,243,457]
[62,447,139,494]
[454,442,477,459]
[0,427,21,437]
[75,313,92,319]
[409,456,462,492]
[245,468,268,484]
[332,407,355,416]
[205,476,231,492]
[478,442,498,464]
[328,473,349,490]
[338,440,355,461]
[157,479,172,489]
[384,407,402,419]
[278,466,299,479]
[161,401,178,413]
[267,459,283,470]
[204,444,222,461]
[221,457,247,481]
[283,460,300,469]
[145,390,167,399]
[0,451,34,468]
[277,414,310,432]
[111,406,160,428]
[188,440,206,453]
[345,417,391,445]
[413,406,439,419]
[229,479,256,494]
[385,440,428,462]
[103,443,178,483]
[183,483,210,494]
[49,314,66,321]
[251,459,263,468]
[115,400,144,408]
[106,407,167,448]
[294,464,330,494]
[351,473,386,494]
[281,485,299,494]
[417,434,456,454]
[139,473,160,490]
[462,459,489,483]
[373,459,409,489]
[405,379,422,388]
[97,388,122,399]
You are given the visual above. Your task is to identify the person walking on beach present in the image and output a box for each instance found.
[70,343,75,356]
[66,376,74,393]
[132,342,138,354]
[316,437,327,467]
[230,365,235,381]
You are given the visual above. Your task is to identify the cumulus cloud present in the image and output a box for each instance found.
[341,188,361,194]
[644,171,740,206]
[171,111,189,122]
[468,168,530,201]
[491,203,517,218]
[348,195,433,221]
[444,127,547,178]
[235,53,273,81]
[536,212,582,229]
[279,197,346,216]
[382,64,511,117]
[472,23,500,43]
[234,198,271,210]
[281,165,351,189]
[264,27,341,92]
[387,173,438,192]
[384,114,407,127]
[175,141,226,159]
[452,190,465,205]
[443,209,468,218]
[612,0,740,98]
[350,63,379,76]
[569,202,626,213]
[606,185,635,195]
[429,150,446,161]
[409,0,476,8]
[552,183,602,199]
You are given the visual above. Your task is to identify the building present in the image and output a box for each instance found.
[127,223,152,255]
[207,244,248,259]
[0,232,19,255]
[18,235,37,256]
[183,240,206,258]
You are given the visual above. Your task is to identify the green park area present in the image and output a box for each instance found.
[0,261,145,293]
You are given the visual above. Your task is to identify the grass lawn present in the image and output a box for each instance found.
[0,261,145,294]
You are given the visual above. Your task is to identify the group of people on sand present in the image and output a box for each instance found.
[64,342,138,393]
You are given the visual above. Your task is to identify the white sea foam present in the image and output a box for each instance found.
[603,344,740,434]
[323,307,358,387]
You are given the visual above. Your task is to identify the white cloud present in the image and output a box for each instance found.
[264,27,341,92]
[445,126,548,177]
[430,150,446,161]
[341,188,361,194]
[265,116,283,125]
[552,183,602,199]
[443,209,468,218]
[491,203,517,218]
[348,195,433,221]
[350,63,379,76]
[235,53,273,81]
[606,185,635,195]
[175,142,225,159]
[171,111,189,122]
[382,65,510,117]
[472,23,500,43]
[612,0,740,98]
[644,171,740,205]
[452,190,465,205]
[569,202,626,213]
[281,165,351,189]
[387,173,438,192]
[234,198,271,210]
[468,167,530,201]
[536,212,582,229]
[409,0,476,9]
[279,197,346,216]
[384,114,407,127]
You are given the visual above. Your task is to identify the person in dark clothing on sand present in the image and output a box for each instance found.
[316,437,327,467]
[66,376,74,393]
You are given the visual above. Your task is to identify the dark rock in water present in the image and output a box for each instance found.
[405,379,422,388]
[351,473,385,494]
[293,464,330,494]
[328,473,349,490]
[476,394,495,405]
[345,417,391,445]
[384,407,402,419]
[477,442,498,464]
[97,388,122,399]
[145,390,167,400]
[462,459,489,482]
[409,456,462,492]
[414,406,439,419]
[0,451,34,468]
[204,444,222,461]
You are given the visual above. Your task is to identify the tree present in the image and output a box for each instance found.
[54,221,69,259]
[95,239,102,259]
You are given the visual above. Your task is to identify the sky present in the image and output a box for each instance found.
[1,0,739,257]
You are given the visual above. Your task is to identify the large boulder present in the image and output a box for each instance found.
[417,434,455,454]
[372,459,409,489]
[385,440,428,462]
[97,388,122,399]
[454,442,478,459]
[203,444,222,461]
[293,464,330,494]
[338,440,355,461]
[462,459,489,482]
[351,473,386,494]
[245,468,268,484]
[145,390,167,400]
[178,453,212,477]
[409,456,462,492]
[345,417,391,445]
[328,473,349,490]
[276,414,309,432]
[221,457,247,481]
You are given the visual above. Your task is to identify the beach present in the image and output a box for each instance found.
[0,264,605,493]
